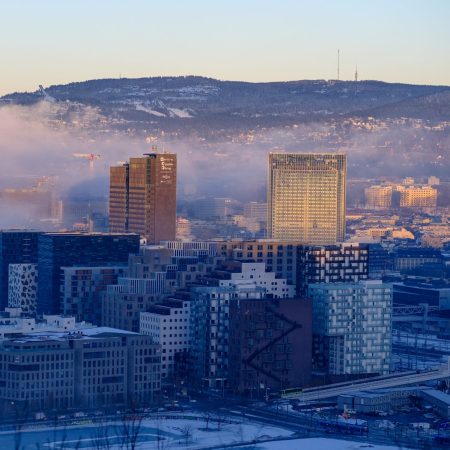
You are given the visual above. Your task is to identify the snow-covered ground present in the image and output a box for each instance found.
[240,438,413,450]
[0,415,414,449]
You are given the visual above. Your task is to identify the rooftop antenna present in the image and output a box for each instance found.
[337,49,340,81]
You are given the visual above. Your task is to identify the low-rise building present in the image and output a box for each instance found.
[421,389,450,419]
[0,307,95,339]
[0,327,160,413]
[338,386,431,414]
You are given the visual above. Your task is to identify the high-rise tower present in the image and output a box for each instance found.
[267,153,346,244]
[109,153,177,243]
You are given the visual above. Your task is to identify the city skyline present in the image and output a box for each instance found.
[1,0,450,96]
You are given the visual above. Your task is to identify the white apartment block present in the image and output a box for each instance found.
[140,299,191,380]
[217,262,295,298]
[309,280,392,376]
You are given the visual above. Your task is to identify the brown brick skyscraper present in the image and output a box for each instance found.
[109,153,177,244]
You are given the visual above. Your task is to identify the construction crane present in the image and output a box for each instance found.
[73,153,101,171]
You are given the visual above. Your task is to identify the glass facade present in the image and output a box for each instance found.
[37,233,140,314]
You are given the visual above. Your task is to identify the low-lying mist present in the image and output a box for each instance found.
[0,101,449,229]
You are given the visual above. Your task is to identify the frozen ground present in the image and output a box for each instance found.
[0,415,413,449]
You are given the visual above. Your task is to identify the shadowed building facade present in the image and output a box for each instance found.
[109,153,177,244]
[268,153,346,244]
[0,230,40,310]
[37,233,140,315]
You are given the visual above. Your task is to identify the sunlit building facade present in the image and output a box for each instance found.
[398,185,437,208]
[109,153,177,244]
[268,153,346,244]
[364,185,393,208]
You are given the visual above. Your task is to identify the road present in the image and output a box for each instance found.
[288,366,450,402]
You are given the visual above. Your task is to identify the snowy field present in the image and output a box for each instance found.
[239,438,413,449]
[0,416,414,449]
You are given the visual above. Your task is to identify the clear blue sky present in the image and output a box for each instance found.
[1,0,449,95]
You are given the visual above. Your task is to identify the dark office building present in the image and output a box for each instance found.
[393,247,443,274]
[37,233,140,314]
[393,280,450,307]
[0,230,40,309]
[367,243,392,278]
[228,298,312,395]
[296,243,369,296]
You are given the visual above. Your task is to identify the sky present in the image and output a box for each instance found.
[1,0,450,96]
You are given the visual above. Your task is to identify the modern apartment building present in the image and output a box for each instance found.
[37,232,140,314]
[189,260,297,389]
[109,153,177,244]
[224,239,299,285]
[296,243,369,295]
[102,272,169,332]
[267,153,346,244]
[0,230,40,310]
[190,284,266,388]
[309,280,392,376]
[8,263,38,314]
[228,297,312,394]
[198,260,296,299]
[61,265,127,324]
[102,244,222,332]
[140,298,191,380]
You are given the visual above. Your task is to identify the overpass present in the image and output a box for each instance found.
[285,364,450,402]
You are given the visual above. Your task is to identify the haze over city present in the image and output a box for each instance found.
[1,2,450,450]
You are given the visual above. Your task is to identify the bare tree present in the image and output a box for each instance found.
[214,410,228,431]
[180,424,193,447]
[153,415,172,450]
[201,411,212,430]
[117,412,144,450]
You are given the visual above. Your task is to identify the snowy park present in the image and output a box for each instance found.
[0,415,414,449]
